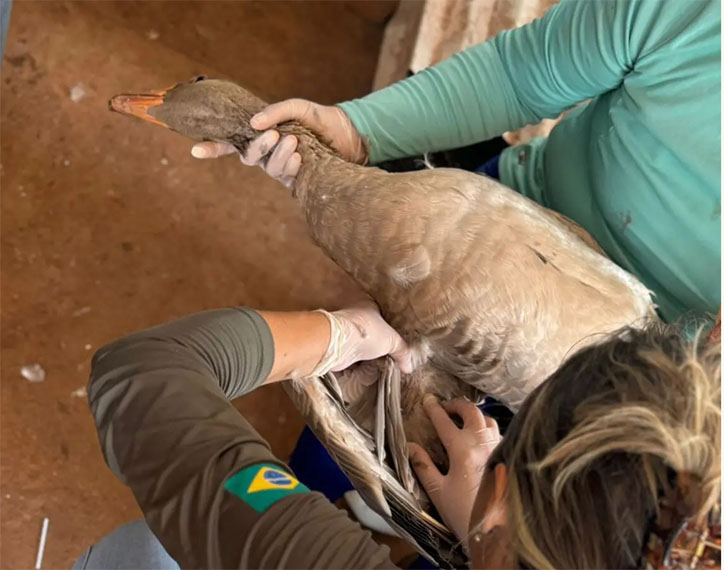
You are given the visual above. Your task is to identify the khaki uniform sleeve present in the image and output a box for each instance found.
[88,308,396,569]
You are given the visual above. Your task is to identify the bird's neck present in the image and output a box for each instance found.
[279,124,341,164]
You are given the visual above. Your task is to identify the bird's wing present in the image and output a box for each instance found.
[382,358,415,493]
[283,375,386,511]
[283,372,467,569]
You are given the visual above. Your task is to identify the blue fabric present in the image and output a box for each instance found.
[72,520,179,569]
[475,154,501,180]
[288,426,353,502]
[0,0,11,62]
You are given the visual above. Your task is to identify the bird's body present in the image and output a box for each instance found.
[110,78,655,567]
[295,156,652,405]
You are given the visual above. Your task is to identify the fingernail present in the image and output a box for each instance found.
[280,134,296,150]
[250,113,266,129]
[423,394,437,405]
[191,146,207,159]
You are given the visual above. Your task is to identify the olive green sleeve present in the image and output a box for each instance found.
[88,308,395,569]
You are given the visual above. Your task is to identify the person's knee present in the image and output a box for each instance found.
[71,520,179,570]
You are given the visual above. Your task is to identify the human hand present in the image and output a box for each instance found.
[310,301,415,376]
[408,397,501,543]
[191,99,366,188]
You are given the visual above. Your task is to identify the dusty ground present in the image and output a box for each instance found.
[0,2,396,567]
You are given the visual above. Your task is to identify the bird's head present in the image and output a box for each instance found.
[109,76,267,149]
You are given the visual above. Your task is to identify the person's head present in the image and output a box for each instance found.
[469,324,721,569]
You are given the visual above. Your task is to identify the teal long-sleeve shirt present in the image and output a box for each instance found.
[339,0,721,322]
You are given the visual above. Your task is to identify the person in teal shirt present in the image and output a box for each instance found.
[193,0,721,323]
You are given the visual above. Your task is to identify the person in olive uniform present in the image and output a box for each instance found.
[77,302,719,569]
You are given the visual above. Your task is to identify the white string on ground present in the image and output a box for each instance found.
[34,517,49,570]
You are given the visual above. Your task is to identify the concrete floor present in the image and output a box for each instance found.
[0,2,397,567]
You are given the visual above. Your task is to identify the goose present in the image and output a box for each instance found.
[110,77,655,568]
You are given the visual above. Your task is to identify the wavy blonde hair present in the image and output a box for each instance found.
[487,325,721,569]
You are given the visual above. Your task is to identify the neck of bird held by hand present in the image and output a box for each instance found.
[278,126,357,195]
[277,125,340,163]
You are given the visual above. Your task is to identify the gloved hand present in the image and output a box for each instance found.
[310,301,415,376]
[408,397,501,543]
[191,99,367,188]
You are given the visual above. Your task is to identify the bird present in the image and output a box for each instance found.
[110,77,655,568]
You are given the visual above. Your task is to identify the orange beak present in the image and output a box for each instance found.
[108,90,168,127]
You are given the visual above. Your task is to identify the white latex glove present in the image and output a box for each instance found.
[309,302,415,377]
[191,99,366,188]
[408,397,502,543]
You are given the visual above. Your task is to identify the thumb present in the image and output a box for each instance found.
[251,99,319,131]
[191,141,237,159]
[408,443,443,498]
[389,335,415,375]
[378,318,417,374]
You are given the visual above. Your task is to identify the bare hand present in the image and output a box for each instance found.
[191,99,366,188]
[408,398,501,543]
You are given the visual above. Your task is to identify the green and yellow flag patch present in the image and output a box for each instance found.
[225,463,309,513]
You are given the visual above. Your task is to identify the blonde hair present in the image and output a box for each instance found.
[487,325,721,569]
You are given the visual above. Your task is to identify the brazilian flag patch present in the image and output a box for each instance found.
[224,463,309,513]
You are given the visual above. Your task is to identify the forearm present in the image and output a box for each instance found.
[88,307,330,483]
[91,305,332,396]
[339,41,529,164]
[88,302,404,480]
[258,310,330,382]
[88,308,275,481]
[92,308,276,398]
[340,0,645,164]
